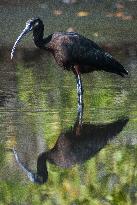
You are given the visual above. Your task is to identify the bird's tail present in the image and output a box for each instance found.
[104,56,128,77]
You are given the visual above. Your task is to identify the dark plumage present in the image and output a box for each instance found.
[11,17,128,104]
[11,17,128,76]
[13,116,128,184]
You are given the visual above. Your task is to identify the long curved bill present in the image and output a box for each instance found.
[11,23,31,60]
[13,148,36,182]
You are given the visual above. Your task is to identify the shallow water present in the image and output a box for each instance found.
[0,1,137,205]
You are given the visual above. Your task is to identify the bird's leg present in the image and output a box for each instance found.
[75,67,83,96]
[74,65,83,108]
[77,101,83,126]
[74,98,84,136]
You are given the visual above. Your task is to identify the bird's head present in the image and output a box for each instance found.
[11,17,43,59]
[25,18,43,32]
[13,148,48,185]
[29,172,48,185]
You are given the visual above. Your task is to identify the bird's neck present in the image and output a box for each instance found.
[37,152,48,183]
[33,26,45,48]
[33,24,52,48]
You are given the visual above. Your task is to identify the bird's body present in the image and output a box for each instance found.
[11,18,128,105]
[11,18,128,76]
[33,30,128,76]
[13,116,128,184]
[45,118,128,168]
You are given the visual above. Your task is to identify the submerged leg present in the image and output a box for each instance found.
[74,97,84,136]
[77,100,83,126]
[74,65,84,107]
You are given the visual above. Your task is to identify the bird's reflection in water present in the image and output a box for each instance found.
[13,106,128,184]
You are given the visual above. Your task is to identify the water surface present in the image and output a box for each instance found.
[0,1,137,205]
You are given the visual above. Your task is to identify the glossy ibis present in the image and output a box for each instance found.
[11,17,128,105]
[13,105,128,184]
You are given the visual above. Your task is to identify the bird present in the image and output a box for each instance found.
[11,17,128,105]
[13,105,128,184]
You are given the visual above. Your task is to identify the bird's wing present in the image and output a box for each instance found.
[72,34,128,75]
[80,48,112,67]
[51,33,128,76]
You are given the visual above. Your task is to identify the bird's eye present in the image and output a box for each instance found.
[34,21,39,27]
[26,21,32,28]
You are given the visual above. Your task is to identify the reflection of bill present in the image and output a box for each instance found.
[13,105,128,184]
